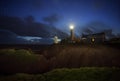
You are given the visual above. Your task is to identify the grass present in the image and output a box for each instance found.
[45,67,120,81]
[0,49,48,74]
[0,45,120,74]
[0,73,45,81]
[0,67,120,81]
[48,45,120,68]
[0,45,120,81]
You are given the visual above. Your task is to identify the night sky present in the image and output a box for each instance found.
[0,0,120,33]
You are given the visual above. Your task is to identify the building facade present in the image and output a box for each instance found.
[81,32,106,43]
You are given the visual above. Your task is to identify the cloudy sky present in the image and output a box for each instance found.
[0,0,120,33]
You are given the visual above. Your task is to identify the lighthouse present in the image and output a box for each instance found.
[69,24,74,41]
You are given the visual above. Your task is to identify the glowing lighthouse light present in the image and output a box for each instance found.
[69,24,74,30]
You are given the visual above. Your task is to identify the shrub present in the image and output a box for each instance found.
[49,45,120,68]
[0,49,48,74]
[0,73,45,81]
[0,67,120,81]
[44,67,120,81]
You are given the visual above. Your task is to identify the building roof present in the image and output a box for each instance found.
[82,32,105,38]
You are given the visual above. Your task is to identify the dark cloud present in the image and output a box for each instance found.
[0,29,27,44]
[0,0,120,34]
[24,16,35,23]
[0,16,68,38]
[43,14,62,26]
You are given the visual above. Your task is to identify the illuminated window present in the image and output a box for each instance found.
[92,38,95,42]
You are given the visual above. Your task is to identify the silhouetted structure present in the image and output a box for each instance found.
[81,32,105,43]
[70,29,74,41]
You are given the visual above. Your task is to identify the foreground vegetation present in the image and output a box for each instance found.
[0,49,48,74]
[0,45,120,74]
[0,45,120,80]
[0,67,120,81]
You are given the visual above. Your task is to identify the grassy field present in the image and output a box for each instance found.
[0,45,120,74]
[0,67,120,81]
[0,44,120,80]
[44,45,120,68]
